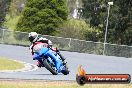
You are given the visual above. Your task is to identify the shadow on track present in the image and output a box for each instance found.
[30,73,63,76]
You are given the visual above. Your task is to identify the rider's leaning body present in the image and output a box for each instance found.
[28,32,65,67]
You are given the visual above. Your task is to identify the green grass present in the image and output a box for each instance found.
[0,80,131,88]
[0,57,25,70]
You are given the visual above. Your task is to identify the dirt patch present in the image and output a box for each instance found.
[0,79,75,86]
[0,79,132,88]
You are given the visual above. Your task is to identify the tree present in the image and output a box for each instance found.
[82,0,132,45]
[9,0,26,18]
[82,0,102,27]
[0,0,11,26]
[16,0,68,35]
[112,0,132,45]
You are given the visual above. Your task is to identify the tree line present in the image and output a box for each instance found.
[0,0,132,45]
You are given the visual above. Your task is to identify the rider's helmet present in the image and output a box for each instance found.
[28,32,38,43]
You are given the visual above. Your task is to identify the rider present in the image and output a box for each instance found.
[28,32,65,67]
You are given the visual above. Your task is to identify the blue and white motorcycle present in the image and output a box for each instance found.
[33,43,69,75]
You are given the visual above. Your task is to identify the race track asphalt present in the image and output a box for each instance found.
[0,44,132,81]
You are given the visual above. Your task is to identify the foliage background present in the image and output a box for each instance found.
[1,0,132,45]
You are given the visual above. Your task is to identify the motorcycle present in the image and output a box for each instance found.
[32,42,69,75]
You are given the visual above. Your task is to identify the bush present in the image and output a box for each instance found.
[58,19,88,39]
[58,19,103,41]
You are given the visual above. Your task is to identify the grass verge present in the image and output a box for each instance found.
[0,57,24,70]
[0,80,131,88]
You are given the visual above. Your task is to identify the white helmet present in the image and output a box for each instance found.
[28,32,38,43]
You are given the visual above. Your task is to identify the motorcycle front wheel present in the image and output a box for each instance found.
[43,59,58,75]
